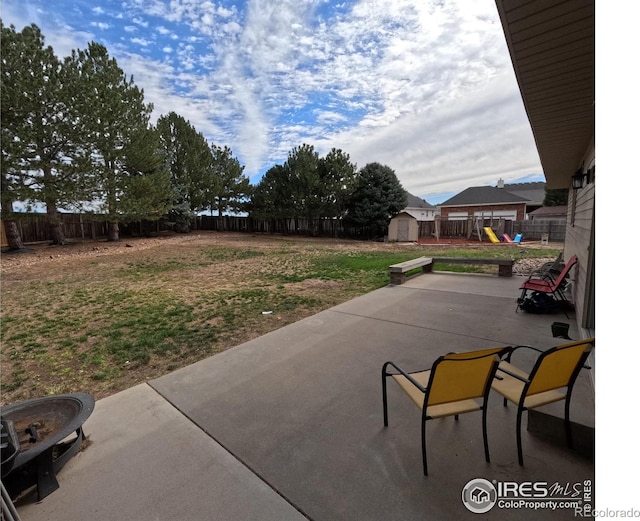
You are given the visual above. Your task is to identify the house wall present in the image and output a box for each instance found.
[564,182,595,335]
[564,140,595,336]
[439,203,527,220]
[403,208,436,222]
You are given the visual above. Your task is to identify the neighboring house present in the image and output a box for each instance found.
[495,0,594,335]
[437,180,546,221]
[402,192,437,222]
[528,205,568,222]
[437,184,530,221]
[500,180,546,214]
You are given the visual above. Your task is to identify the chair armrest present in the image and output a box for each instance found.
[504,344,543,363]
[382,361,427,392]
[494,365,530,383]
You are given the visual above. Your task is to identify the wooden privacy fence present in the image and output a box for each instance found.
[196,216,365,238]
[418,218,566,242]
[2,213,566,245]
[510,220,566,241]
[2,214,111,245]
[1,214,351,244]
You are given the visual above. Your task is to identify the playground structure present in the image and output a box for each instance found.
[432,217,513,243]
[482,226,523,244]
[420,216,558,244]
[473,216,506,243]
[483,227,500,243]
[502,233,523,243]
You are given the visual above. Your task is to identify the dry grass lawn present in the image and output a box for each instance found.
[1,231,560,406]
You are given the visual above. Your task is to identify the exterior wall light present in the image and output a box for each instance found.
[572,168,587,189]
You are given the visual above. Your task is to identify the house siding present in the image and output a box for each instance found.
[403,208,436,222]
[564,183,595,334]
[439,203,527,220]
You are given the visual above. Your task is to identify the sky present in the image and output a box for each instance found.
[1,0,545,204]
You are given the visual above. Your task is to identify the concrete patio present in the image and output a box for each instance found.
[13,271,595,520]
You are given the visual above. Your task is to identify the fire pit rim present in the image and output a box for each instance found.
[1,392,95,469]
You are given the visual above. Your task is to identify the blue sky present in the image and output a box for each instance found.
[1,0,545,204]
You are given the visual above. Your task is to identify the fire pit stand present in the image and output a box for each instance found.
[1,393,95,501]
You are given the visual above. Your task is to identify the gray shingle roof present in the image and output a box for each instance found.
[503,182,546,205]
[529,205,567,217]
[405,192,435,209]
[440,186,530,206]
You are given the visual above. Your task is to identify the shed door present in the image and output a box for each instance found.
[398,219,409,241]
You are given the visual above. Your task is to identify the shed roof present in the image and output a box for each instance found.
[391,211,417,220]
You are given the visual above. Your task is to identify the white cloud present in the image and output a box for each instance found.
[130,37,151,47]
[90,22,111,30]
[117,53,226,138]
[131,17,149,28]
[1,0,543,198]
[315,111,348,125]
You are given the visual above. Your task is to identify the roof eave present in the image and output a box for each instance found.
[494,0,595,189]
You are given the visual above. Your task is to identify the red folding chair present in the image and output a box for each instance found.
[517,255,577,312]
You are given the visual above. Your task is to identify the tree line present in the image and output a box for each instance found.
[1,22,407,250]
[250,145,406,238]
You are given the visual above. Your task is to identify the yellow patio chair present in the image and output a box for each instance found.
[491,338,594,465]
[381,346,510,476]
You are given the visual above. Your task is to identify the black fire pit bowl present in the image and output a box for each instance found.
[1,392,95,501]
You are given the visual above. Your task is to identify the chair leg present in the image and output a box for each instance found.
[482,405,490,463]
[564,396,573,449]
[382,365,389,427]
[421,417,428,476]
[516,407,524,465]
[516,288,528,312]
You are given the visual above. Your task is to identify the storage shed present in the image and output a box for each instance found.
[388,212,418,242]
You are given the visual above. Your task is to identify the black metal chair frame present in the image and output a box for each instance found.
[381,348,509,476]
[492,339,594,465]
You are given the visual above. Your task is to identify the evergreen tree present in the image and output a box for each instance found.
[117,126,173,222]
[543,187,569,206]
[249,164,293,231]
[318,148,357,218]
[1,22,81,245]
[64,42,159,241]
[284,144,321,221]
[208,145,251,218]
[156,112,213,232]
[0,25,24,249]
[249,144,358,234]
[344,162,406,239]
